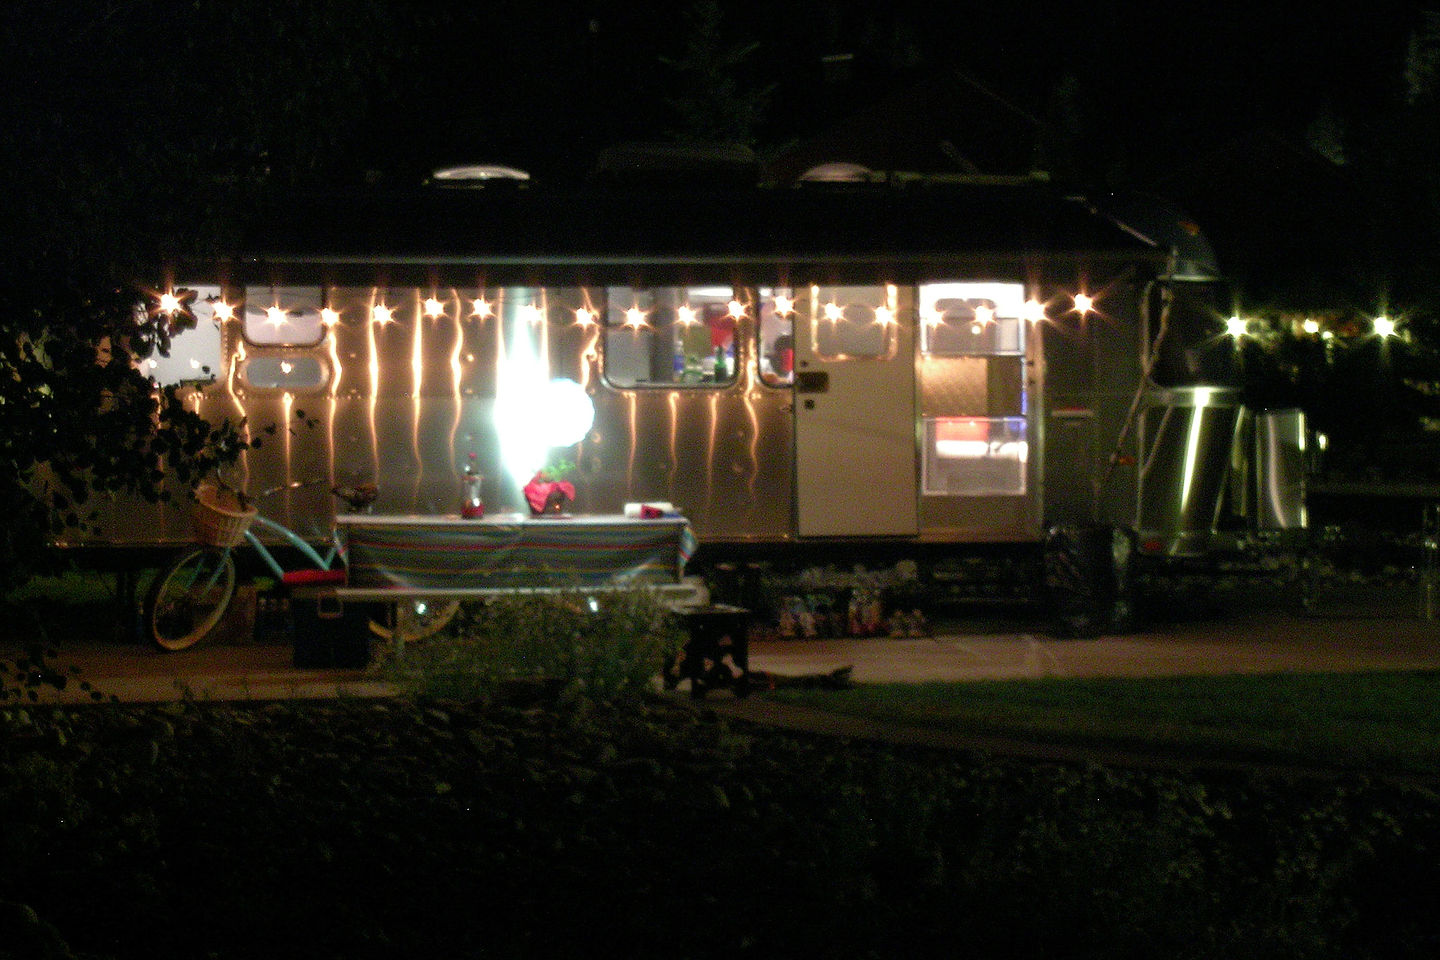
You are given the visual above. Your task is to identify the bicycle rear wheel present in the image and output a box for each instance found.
[368,599,460,644]
[146,547,237,651]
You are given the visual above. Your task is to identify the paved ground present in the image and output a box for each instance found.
[9,601,1440,706]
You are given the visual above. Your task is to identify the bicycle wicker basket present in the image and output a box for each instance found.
[192,482,257,548]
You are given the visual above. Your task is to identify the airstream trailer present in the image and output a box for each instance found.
[121,177,1307,630]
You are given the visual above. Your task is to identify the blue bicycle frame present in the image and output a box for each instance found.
[241,513,344,582]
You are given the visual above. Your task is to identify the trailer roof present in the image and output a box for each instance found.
[213,180,1164,285]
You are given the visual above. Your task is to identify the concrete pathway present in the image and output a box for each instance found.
[8,605,1438,706]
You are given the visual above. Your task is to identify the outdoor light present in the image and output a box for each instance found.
[974,304,995,326]
[624,306,647,328]
[677,305,698,325]
[773,294,795,315]
[1226,315,1247,338]
[519,304,544,325]
[266,306,288,327]
[158,292,182,313]
[212,301,236,322]
[1302,318,1320,335]
[423,297,446,318]
[372,304,394,325]
[823,302,844,322]
[874,305,895,325]
[471,298,493,318]
[574,307,595,325]
[1374,315,1396,337]
[728,299,746,319]
[320,307,341,327]
[1073,293,1094,314]
[1021,299,1046,322]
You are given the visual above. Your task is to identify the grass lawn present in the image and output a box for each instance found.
[766,671,1440,777]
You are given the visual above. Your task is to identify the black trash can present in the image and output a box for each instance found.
[290,590,372,668]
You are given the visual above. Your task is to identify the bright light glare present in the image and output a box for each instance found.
[677,305,697,325]
[519,304,544,325]
[574,307,595,325]
[158,292,182,313]
[1226,315,1247,338]
[773,294,795,315]
[1073,293,1094,314]
[974,304,994,325]
[1374,315,1396,337]
[494,360,596,480]
[212,301,236,321]
[266,306,287,327]
[727,299,746,319]
[471,298,493,318]
[823,302,844,322]
[624,306,647,328]
[1022,299,1046,322]
[320,307,341,327]
[372,304,394,325]
[1302,318,1320,335]
[423,297,445,318]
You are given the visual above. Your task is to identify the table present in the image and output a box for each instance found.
[334,512,700,598]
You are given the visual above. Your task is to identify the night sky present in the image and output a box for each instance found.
[354,0,1430,183]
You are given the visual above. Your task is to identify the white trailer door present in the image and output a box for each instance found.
[793,285,918,537]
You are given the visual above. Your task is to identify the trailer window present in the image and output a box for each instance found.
[918,282,1025,357]
[140,284,225,387]
[809,285,896,359]
[243,286,326,347]
[241,355,328,391]
[922,416,1028,495]
[602,286,740,387]
[758,287,795,386]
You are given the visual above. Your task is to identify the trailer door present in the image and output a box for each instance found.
[793,285,918,537]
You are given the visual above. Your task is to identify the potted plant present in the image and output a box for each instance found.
[523,456,576,516]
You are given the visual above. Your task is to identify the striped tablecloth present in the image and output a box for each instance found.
[335,513,698,592]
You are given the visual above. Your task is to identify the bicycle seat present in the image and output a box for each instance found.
[332,482,379,512]
[282,568,348,586]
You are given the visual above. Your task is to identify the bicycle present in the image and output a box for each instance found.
[144,479,459,651]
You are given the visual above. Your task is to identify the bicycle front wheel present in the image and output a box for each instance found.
[146,547,237,651]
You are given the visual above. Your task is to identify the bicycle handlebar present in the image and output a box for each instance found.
[247,478,379,512]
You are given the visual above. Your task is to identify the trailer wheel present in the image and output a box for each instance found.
[1043,525,1134,638]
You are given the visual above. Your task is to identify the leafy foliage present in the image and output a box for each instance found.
[0,2,409,593]
[2,694,1439,959]
[390,590,683,703]
[0,643,108,707]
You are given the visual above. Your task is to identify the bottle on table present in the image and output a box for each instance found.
[461,452,484,518]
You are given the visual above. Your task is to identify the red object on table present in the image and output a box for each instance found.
[524,474,576,515]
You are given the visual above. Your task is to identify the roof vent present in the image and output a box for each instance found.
[428,165,532,187]
[797,162,874,183]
